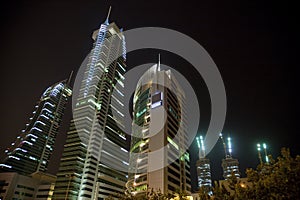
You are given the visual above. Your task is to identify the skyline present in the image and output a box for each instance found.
[0,0,297,192]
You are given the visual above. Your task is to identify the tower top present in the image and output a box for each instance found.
[158,53,161,71]
[104,6,112,25]
[67,70,73,85]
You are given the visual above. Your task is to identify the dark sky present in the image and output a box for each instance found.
[0,0,297,192]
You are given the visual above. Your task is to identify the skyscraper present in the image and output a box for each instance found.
[219,135,240,180]
[127,62,191,196]
[196,136,212,193]
[0,78,72,175]
[53,9,128,200]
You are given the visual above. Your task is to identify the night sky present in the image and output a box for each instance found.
[0,0,297,192]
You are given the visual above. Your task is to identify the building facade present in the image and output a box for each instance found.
[195,136,212,193]
[53,13,128,200]
[196,158,212,192]
[0,172,56,200]
[221,157,240,180]
[0,79,72,175]
[127,63,191,196]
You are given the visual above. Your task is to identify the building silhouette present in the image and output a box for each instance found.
[127,62,191,196]
[52,9,128,199]
[0,78,72,175]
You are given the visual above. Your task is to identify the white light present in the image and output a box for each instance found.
[9,156,20,160]
[0,164,12,168]
[151,101,162,109]
[265,156,269,163]
[28,134,38,139]
[134,174,140,179]
[139,142,146,147]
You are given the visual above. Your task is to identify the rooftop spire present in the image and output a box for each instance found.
[158,53,161,71]
[105,6,112,24]
[67,70,73,85]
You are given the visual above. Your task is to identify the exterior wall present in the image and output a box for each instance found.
[53,20,128,200]
[128,64,191,196]
[0,172,55,200]
[221,157,240,180]
[196,158,212,191]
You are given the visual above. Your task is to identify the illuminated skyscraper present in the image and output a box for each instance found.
[127,62,191,196]
[53,9,128,200]
[219,134,240,180]
[196,136,212,193]
[0,78,72,175]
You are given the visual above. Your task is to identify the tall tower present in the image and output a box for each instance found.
[127,62,191,196]
[257,143,269,164]
[196,135,212,193]
[0,78,72,175]
[220,134,240,180]
[53,9,128,200]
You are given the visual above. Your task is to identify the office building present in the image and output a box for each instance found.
[53,9,128,200]
[0,79,72,175]
[127,62,191,197]
[219,135,240,180]
[195,136,212,194]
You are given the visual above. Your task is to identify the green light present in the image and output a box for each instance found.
[196,137,201,149]
[136,108,146,118]
[263,143,267,149]
[168,136,179,150]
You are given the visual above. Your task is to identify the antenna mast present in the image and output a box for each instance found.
[227,137,232,157]
[219,133,228,158]
[257,143,263,164]
[263,143,269,163]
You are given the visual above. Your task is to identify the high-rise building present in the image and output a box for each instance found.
[53,9,128,200]
[219,134,240,180]
[221,157,240,180]
[127,62,191,196]
[0,78,72,175]
[196,136,212,193]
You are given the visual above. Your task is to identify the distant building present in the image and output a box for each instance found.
[127,62,191,196]
[221,157,240,180]
[195,136,212,193]
[0,171,56,200]
[196,158,212,191]
[53,10,128,200]
[219,134,241,180]
[0,79,72,175]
